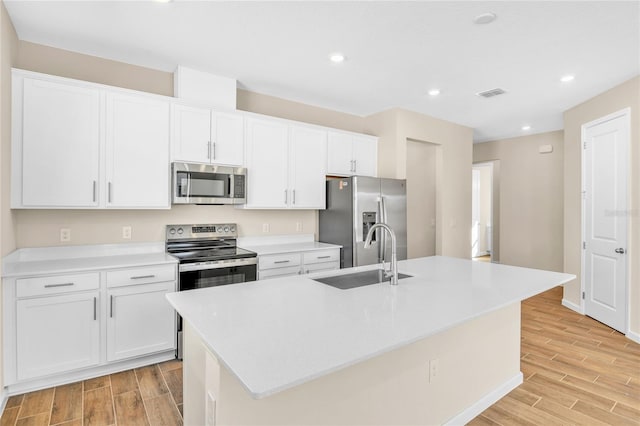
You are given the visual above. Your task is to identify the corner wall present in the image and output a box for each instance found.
[474,131,564,271]
[563,76,640,337]
[0,0,18,404]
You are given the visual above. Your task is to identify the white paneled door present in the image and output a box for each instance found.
[583,109,629,333]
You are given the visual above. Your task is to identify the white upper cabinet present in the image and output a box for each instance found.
[12,69,171,209]
[327,131,377,177]
[172,104,244,166]
[289,125,327,209]
[17,78,101,207]
[105,93,170,208]
[244,117,290,208]
[243,117,327,210]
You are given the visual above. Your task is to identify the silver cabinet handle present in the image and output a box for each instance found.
[350,160,354,172]
[353,159,357,172]
[615,248,626,254]
[110,295,114,318]
[292,189,296,205]
[44,282,74,288]
[92,181,97,202]
[207,141,210,159]
[284,189,288,204]
[108,182,113,203]
[212,141,216,160]
[274,260,290,264]
[93,297,97,321]
[317,255,331,259]
[130,274,155,280]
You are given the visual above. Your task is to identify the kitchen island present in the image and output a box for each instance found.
[166,256,574,425]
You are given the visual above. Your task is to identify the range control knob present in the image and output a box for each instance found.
[230,226,236,232]
[218,228,224,233]
[169,228,176,235]
[224,226,230,232]
[177,227,184,235]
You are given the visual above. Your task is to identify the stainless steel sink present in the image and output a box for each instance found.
[313,269,413,290]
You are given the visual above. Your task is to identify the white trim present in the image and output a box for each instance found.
[562,298,584,315]
[626,330,640,344]
[580,107,631,332]
[444,372,523,425]
[0,388,7,414]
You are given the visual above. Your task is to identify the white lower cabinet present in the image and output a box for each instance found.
[107,281,176,362]
[16,290,100,381]
[5,263,177,391]
[258,248,340,280]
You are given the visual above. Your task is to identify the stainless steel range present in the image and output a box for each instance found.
[166,223,257,358]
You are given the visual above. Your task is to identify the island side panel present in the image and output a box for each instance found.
[184,321,207,426]
[183,302,522,426]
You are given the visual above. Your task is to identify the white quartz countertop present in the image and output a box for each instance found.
[2,243,177,278]
[243,241,341,256]
[166,256,574,399]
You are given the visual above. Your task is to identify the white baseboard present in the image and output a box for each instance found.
[444,372,523,425]
[562,298,584,314]
[626,330,640,344]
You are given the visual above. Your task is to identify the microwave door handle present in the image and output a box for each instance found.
[229,175,234,199]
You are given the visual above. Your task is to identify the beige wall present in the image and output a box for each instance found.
[474,131,564,272]
[563,76,640,336]
[365,109,474,259]
[1,0,18,402]
[406,140,437,258]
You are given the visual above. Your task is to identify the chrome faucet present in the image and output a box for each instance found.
[364,223,398,285]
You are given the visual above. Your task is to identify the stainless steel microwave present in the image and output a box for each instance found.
[172,162,246,205]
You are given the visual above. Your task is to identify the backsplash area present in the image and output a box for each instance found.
[14,205,317,248]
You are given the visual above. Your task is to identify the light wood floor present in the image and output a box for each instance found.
[2,287,639,426]
[0,360,183,426]
[469,286,640,425]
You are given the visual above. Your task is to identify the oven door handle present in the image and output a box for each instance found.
[179,257,258,272]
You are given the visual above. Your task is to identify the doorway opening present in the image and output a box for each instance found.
[406,139,440,258]
[471,162,494,262]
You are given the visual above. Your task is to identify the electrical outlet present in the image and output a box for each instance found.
[429,359,439,383]
[262,223,270,233]
[122,226,132,239]
[60,228,71,242]
[296,221,303,232]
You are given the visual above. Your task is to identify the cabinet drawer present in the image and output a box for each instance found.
[259,266,301,280]
[259,253,301,270]
[106,264,176,288]
[16,273,100,298]
[303,261,340,274]
[303,249,340,265]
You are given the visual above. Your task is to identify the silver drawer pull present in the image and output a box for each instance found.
[93,297,97,321]
[130,275,156,280]
[274,260,290,264]
[317,255,331,259]
[44,282,74,288]
[110,295,114,318]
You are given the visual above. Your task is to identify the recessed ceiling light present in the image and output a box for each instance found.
[428,89,440,96]
[560,74,575,82]
[522,125,531,131]
[473,12,497,25]
[329,53,345,63]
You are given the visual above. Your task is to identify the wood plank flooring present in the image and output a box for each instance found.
[469,286,640,425]
[2,287,638,425]
[1,360,183,426]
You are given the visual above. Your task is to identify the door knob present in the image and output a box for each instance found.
[615,248,626,254]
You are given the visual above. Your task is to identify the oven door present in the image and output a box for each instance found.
[179,260,257,291]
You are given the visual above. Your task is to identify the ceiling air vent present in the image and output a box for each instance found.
[476,88,506,98]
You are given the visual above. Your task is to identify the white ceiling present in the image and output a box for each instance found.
[5,1,639,142]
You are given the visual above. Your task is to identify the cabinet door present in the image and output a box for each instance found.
[327,131,354,176]
[16,292,100,380]
[244,117,289,208]
[21,78,100,207]
[172,104,212,163]
[289,125,327,209]
[106,93,170,208]
[352,135,378,177]
[107,281,176,362]
[211,112,244,166]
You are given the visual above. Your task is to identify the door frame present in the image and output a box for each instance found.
[471,161,494,260]
[580,107,630,333]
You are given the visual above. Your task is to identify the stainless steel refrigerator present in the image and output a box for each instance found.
[319,176,407,268]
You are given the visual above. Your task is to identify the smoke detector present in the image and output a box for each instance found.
[476,88,507,98]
